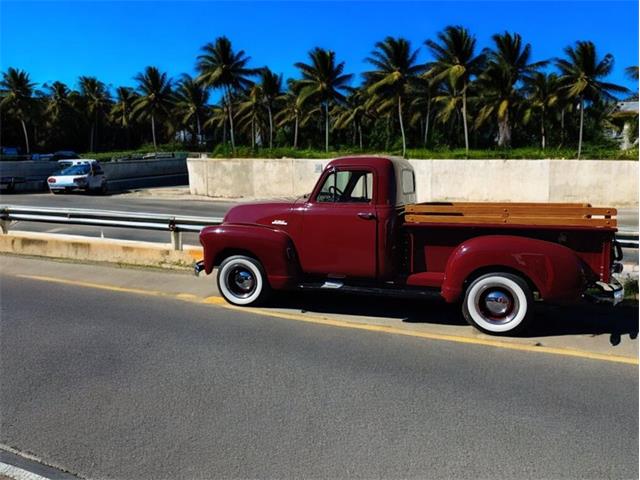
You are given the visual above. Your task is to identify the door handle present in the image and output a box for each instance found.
[357,212,376,220]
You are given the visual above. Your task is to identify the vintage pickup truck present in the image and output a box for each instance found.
[196,156,624,335]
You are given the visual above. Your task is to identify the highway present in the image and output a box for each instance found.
[0,256,638,479]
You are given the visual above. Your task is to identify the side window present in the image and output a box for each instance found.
[316,170,373,203]
[402,169,415,194]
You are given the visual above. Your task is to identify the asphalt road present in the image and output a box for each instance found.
[1,272,638,479]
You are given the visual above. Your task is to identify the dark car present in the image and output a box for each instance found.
[50,151,80,161]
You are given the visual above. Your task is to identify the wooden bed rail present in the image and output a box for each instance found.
[404,202,617,228]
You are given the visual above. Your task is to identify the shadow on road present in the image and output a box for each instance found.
[268,291,639,344]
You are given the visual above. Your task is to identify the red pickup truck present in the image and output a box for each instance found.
[197,156,624,335]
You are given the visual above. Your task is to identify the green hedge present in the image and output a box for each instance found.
[77,145,639,161]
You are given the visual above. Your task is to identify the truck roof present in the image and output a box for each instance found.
[326,156,417,206]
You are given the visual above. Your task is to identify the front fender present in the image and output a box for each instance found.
[199,223,299,289]
[440,235,585,303]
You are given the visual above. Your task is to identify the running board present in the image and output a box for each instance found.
[298,282,440,299]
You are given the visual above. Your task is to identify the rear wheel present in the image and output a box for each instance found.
[217,255,271,306]
[462,273,533,335]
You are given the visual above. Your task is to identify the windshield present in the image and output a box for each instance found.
[58,164,90,176]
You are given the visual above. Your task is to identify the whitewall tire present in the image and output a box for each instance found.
[217,255,271,306]
[462,273,533,335]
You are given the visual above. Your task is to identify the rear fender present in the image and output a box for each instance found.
[440,235,584,303]
[199,224,300,289]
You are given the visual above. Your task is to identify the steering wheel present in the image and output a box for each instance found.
[328,185,344,197]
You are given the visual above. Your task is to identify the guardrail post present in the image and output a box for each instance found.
[0,219,9,234]
[170,230,183,251]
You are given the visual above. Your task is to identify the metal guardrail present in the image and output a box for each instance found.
[616,231,639,249]
[0,205,223,250]
[0,204,637,251]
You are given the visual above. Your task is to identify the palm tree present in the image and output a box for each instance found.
[174,74,209,146]
[275,80,305,149]
[0,68,36,153]
[433,77,465,146]
[295,47,353,151]
[334,88,372,150]
[555,41,628,158]
[259,68,282,148]
[110,86,138,148]
[78,76,110,152]
[132,66,173,151]
[475,32,547,147]
[626,66,639,81]
[44,81,71,124]
[523,72,560,149]
[425,26,485,155]
[196,36,257,152]
[364,37,423,157]
[236,84,264,149]
[410,75,439,147]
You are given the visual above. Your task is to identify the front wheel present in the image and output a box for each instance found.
[462,273,533,335]
[217,255,271,306]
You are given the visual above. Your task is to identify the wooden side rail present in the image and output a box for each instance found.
[404,202,617,227]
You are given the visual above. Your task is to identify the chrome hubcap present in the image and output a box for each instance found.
[475,285,518,324]
[484,290,512,316]
[226,266,256,298]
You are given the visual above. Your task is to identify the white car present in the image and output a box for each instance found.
[47,160,108,194]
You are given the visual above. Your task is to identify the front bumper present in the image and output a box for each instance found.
[194,260,205,276]
[583,278,625,306]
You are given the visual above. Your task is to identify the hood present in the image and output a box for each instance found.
[224,201,296,229]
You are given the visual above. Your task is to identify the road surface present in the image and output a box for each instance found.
[1,258,637,479]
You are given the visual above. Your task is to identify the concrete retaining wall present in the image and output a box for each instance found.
[187,157,639,206]
[0,231,202,269]
[0,157,188,192]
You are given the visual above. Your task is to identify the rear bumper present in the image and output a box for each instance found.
[583,278,625,306]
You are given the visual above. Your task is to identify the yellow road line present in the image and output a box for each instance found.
[17,274,639,366]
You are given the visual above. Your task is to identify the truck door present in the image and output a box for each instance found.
[299,168,377,278]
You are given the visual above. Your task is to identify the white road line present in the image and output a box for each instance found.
[0,462,50,480]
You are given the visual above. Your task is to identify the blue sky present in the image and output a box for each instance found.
[1,1,638,97]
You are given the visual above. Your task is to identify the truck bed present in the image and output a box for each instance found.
[404,202,617,229]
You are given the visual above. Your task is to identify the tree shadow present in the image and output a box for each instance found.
[267,291,639,343]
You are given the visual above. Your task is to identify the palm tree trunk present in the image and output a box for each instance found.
[385,114,391,151]
[424,99,431,147]
[226,88,236,152]
[89,123,95,152]
[497,112,511,148]
[398,96,407,158]
[325,102,329,152]
[560,108,565,147]
[196,115,202,147]
[462,85,470,155]
[151,114,157,151]
[251,116,255,150]
[294,115,299,149]
[358,124,363,150]
[541,108,546,150]
[223,117,227,146]
[20,119,30,154]
[577,97,584,160]
[268,105,274,149]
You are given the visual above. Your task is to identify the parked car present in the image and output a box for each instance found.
[0,146,20,156]
[196,156,623,335]
[47,159,107,194]
[50,151,80,161]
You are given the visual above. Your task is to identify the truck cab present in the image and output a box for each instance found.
[198,156,623,335]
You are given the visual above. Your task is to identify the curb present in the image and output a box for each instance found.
[0,231,202,270]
